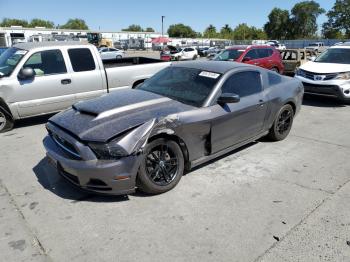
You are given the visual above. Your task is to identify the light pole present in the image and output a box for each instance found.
[161,16,165,37]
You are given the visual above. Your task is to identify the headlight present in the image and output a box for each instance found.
[89,140,128,160]
[335,72,350,80]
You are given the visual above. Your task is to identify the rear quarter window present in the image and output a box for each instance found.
[68,48,96,72]
[268,72,282,86]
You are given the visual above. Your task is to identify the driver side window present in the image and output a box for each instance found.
[221,71,262,98]
[23,49,67,76]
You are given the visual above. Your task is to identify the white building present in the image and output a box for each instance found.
[0,26,167,47]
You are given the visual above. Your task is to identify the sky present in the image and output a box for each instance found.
[0,0,335,33]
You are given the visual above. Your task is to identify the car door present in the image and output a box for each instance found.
[68,47,105,102]
[211,70,268,153]
[15,49,76,117]
[242,49,261,67]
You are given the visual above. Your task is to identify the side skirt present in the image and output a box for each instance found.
[189,131,269,169]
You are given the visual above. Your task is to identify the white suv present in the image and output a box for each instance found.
[172,47,198,61]
[295,44,350,103]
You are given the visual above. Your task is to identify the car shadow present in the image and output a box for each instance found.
[302,95,348,108]
[14,114,55,129]
[34,141,260,201]
[33,158,129,202]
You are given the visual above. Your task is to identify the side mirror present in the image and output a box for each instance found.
[217,93,240,105]
[18,67,35,80]
[242,57,251,62]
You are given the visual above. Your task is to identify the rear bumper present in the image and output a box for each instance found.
[43,135,141,195]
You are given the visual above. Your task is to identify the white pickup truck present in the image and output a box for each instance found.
[305,42,328,53]
[0,42,170,132]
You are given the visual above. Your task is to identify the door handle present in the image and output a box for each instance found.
[61,79,71,85]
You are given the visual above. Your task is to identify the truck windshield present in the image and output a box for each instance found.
[214,49,244,61]
[138,67,221,107]
[314,48,350,64]
[0,48,28,77]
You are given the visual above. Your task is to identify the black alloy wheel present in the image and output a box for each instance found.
[268,104,294,141]
[138,138,184,194]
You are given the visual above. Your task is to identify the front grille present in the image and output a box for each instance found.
[299,69,337,81]
[302,82,340,96]
[50,132,81,159]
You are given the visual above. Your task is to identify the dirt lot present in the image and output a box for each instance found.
[0,95,350,262]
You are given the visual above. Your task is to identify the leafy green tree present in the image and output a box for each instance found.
[250,26,267,39]
[203,24,218,38]
[264,8,290,39]
[0,18,29,27]
[60,19,89,30]
[145,27,155,32]
[122,24,143,32]
[220,24,233,39]
[322,0,350,38]
[29,18,54,28]
[167,23,197,38]
[233,23,251,40]
[289,1,325,38]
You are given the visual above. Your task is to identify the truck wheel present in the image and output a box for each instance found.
[267,104,294,141]
[137,138,184,194]
[0,107,14,133]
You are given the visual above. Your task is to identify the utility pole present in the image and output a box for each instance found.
[161,16,165,37]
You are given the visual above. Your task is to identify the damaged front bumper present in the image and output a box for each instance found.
[43,123,143,195]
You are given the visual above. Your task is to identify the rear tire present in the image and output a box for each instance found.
[137,138,184,194]
[116,55,122,59]
[0,107,14,133]
[193,55,197,60]
[271,67,279,74]
[268,104,294,141]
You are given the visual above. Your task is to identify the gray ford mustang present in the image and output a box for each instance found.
[43,61,303,195]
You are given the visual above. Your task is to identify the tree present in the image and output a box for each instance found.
[0,18,29,27]
[220,24,233,39]
[233,23,251,40]
[264,8,290,39]
[203,24,218,38]
[322,0,350,38]
[250,26,267,40]
[167,23,197,38]
[122,24,143,32]
[29,18,54,28]
[60,19,89,30]
[289,1,325,38]
[145,27,155,32]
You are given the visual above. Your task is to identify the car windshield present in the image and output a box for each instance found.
[138,67,221,107]
[314,48,350,64]
[0,47,28,77]
[214,49,244,61]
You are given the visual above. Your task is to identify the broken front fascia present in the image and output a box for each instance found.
[116,114,180,156]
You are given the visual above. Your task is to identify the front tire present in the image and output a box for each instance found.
[116,55,122,59]
[268,104,294,141]
[0,107,14,133]
[137,138,184,194]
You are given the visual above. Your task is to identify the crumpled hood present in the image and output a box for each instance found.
[300,61,350,73]
[49,89,195,142]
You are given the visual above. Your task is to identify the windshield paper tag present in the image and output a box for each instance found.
[15,50,27,55]
[199,71,220,79]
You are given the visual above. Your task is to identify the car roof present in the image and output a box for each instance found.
[171,61,256,74]
[14,41,92,51]
[226,45,273,50]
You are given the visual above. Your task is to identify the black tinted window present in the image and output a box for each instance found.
[222,71,262,97]
[257,48,271,58]
[68,48,95,72]
[268,72,282,86]
[244,49,259,60]
[24,49,66,75]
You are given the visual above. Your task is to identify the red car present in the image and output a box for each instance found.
[214,45,284,74]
